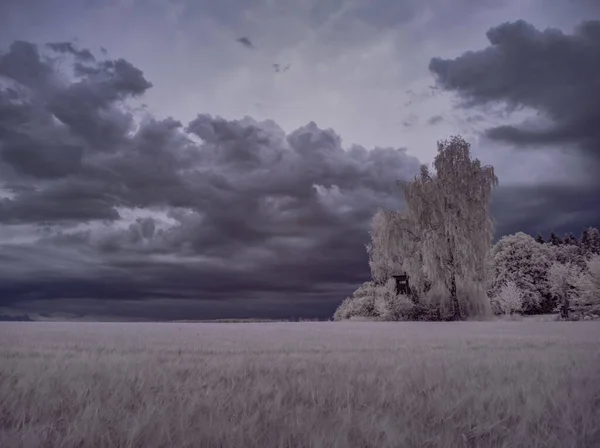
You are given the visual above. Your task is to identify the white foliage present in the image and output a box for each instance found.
[552,243,585,269]
[397,136,497,318]
[574,255,600,306]
[490,232,555,313]
[366,209,403,284]
[493,281,523,315]
[332,296,355,321]
[548,261,581,316]
[587,227,600,255]
[333,279,415,321]
[374,279,415,321]
[423,277,491,318]
[458,279,492,318]
[332,281,381,321]
[373,278,397,317]
[580,227,600,258]
[355,135,497,321]
[367,209,430,298]
[548,262,580,298]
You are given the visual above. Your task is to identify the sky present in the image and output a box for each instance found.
[0,0,599,321]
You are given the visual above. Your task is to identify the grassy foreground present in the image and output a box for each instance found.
[1,320,599,447]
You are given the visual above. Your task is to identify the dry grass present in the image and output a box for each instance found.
[1,321,599,448]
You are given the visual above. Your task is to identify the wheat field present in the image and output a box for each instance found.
[1,320,599,448]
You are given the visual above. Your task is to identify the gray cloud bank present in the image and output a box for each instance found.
[0,40,420,320]
[430,19,600,238]
[430,19,600,174]
[1,17,599,320]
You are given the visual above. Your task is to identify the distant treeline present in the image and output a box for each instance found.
[0,314,33,322]
[173,318,329,323]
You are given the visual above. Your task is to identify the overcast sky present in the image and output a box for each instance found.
[1,0,599,321]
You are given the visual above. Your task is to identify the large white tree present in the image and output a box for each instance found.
[366,209,404,284]
[490,232,556,313]
[398,136,498,319]
[366,208,430,298]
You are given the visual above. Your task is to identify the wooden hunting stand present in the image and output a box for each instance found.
[392,273,411,295]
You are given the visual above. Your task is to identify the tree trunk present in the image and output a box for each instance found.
[450,272,461,320]
[447,235,462,321]
[560,295,569,319]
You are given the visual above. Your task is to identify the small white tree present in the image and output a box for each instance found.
[493,280,523,315]
[548,261,580,319]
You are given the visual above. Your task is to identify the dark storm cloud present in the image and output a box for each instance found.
[427,115,444,125]
[492,184,600,239]
[429,20,600,239]
[0,41,56,90]
[0,90,85,179]
[429,19,600,169]
[236,37,254,49]
[0,40,421,319]
[48,58,152,151]
[0,180,123,223]
[0,40,153,180]
[46,42,95,61]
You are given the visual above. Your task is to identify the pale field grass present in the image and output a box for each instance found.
[1,321,599,448]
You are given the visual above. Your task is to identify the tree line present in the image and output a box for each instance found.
[333,136,600,321]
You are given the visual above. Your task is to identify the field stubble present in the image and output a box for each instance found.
[0,321,599,448]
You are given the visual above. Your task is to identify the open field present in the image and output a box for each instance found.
[1,321,599,448]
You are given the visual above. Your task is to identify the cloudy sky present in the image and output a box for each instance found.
[0,0,599,321]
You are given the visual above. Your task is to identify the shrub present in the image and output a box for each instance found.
[334,277,491,322]
[333,282,379,321]
[374,279,415,321]
[333,279,415,321]
[406,303,442,321]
